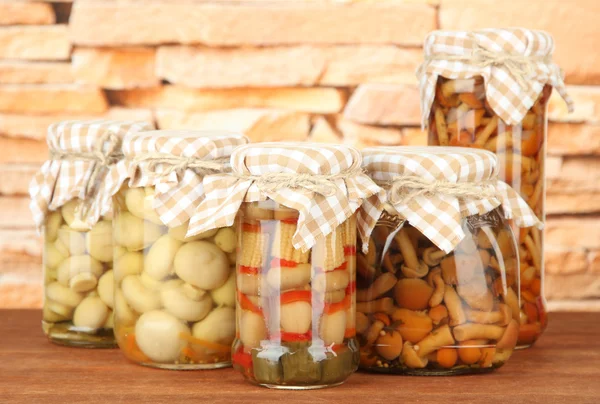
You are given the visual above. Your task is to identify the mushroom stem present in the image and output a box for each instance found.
[415,324,455,357]
[395,229,420,270]
[422,247,446,267]
[452,323,505,342]
[402,342,428,368]
[356,272,398,302]
[466,304,511,325]
[356,297,395,314]
[504,287,520,323]
[443,285,466,326]
[365,320,385,347]
[496,320,519,349]
[400,261,429,278]
[429,272,445,307]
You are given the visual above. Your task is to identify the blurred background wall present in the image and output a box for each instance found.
[0,0,598,310]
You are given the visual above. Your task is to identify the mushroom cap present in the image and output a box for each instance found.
[44,211,63,243]
[161,284,213,322]
[86,220,113,263]
[73,296,109,329]
[144,234,182,280]
[174,241,229,290]
[57,227,86,256]
[134,310,190,363]
[114,288,137,326]
[97,270,114,309]
[113,252,143,283]
[56,255,103,286]
[192,307,236,345]
[121,275,162,313]
[46,281,83,307]
[169,221,218,242]
[213,228,236,254]
[210,271,235,307]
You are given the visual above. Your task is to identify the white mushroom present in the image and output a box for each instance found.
[113,251,143,283]
[57,227,87,256]
[44,242,68,270]
[210,271,236,307]
[61,199,88,230]
[239,310,267,349]
[114,212,163,251]
[114,288,137,326]
[73,296,109,329]
[144,234,182,280]
[125,187,163,225]
[44,211,64,243]
[174,241,229,290]
[192,307,236,345]
[46,300,74,318]
[320,310,346,345]
[161,284,213,322]
[86,220,113,262]
[69,272,98,293]
[46,282,84,308]
[134,310,191,363]
[43,303,69,322]
[213,228,236,253]
[280,301,312,334]
[121,275,162,313]
[97,270,114,309]
[139,271,164,291]
[169,221,218,242]
[56,255,104,288]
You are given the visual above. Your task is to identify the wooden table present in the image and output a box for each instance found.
[0,310,598,403]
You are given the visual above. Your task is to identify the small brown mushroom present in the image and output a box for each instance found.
[457,280,494,312]
[496,319,519,349]
[422,247,446,267]
[394,278,434,311]
[395,228,420,270]
[356,297,395,314]
[400,261,429,278]
[356,272,398,302]
[357,253,376,280]
[504,287,520,322]
[443,285,466,326]
[466,304,512,326]
[415,324,455,357]
[452,323,505,342]
[428,271,445,307]
[356,312,370,335]
[364,320,385,347]
[375,330,403,361]
[401,342,428,369]
[428,305,448,325]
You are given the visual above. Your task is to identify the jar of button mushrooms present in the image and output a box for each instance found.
[30,119,154,347]
[107,130,248,369]
[356,147,542,375]
[192,143,383,388]
[418,28,574,348]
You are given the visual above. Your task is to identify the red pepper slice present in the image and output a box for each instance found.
[280,331,312,342]
[323,295,351,315]
[333,261,347,271]
[242,222,261,233]
[344,245,356,256]
[238,292,262,314]
[232,346,253,369]
[345,281,356,295]
[239,265,259,275]
[270,258,298,268]
[280,290,312,305]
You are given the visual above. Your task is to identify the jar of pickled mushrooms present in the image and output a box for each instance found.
[418,28,574,348]
[106,130,248,369]
[29,119,154,347]
[192,143,384,389]
[357,146,542,375]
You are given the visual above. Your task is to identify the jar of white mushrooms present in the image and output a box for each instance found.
[109,130,247,369]
[357,147,542,375]
[31,119,154,348]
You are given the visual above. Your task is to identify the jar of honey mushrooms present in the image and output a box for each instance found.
[357,147,542,375]
[418,28,574,347]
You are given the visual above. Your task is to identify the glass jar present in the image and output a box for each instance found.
[232,200,359,389]
[112,184,236,369]
[428,77,550,347]
[42,200,115,347]
[356,207,520,374]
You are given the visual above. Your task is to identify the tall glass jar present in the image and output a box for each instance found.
[233,200,359,388]
[31,119,154,348]
[357,207,520,374]
[418,29,573,347]
[108,129,248,369]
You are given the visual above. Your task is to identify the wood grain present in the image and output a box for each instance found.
[0,310,599,403]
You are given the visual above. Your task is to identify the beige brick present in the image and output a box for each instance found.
[0,137,47,164]
[0,164,39,196]
[545,248,590,275]
[73,47,159,90]
[591,253,600,274]
[0,229,42,277]
[309,117,342,144]
[400,127,428,146]
[0,61,73,84]
[439,0,600,85]
[549,86,600,123]
[546,192,600,215]
[338,118,403,149]
[0,282,43,308]
[545,273,600,300]
[0,2,55,25]
[0,108,153,140]
[0,197,35,228]
[548,123,600,156]
[344,84,421,126]
[156,45,422,88]
[155,109,310,143]
[0,25,70,60]
[548,300,600,312]
[546,216,600,250]
[109,86,346,114]
[70,1,435,46]
[0,85,108,114]
[547,156,600,191]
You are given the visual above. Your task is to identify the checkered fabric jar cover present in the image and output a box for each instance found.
[29,119,154,231]
[104,130,248,236]
[362,146,542,253]
[417,28,574,127]
[191,142,385,252]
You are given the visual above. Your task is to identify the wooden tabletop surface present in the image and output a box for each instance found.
[0,310,598,404]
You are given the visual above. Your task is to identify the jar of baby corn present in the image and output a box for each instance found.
[356,146,542,374]
[106,130,248,369]
[192,142,384,389]
[417,28,573,348]
[30,119,154,347]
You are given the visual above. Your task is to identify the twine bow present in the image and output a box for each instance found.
[132,153,228,179]
[383,175,500,206]
[236,168,364,197]
[50,130,122,220]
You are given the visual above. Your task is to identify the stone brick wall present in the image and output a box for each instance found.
[0,0,598,311]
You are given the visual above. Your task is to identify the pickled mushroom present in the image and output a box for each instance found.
[73,296,109,329]
[135,310,190,363]
[192,307,236,345]
[144,234,182,280]
[85,220,113,262]
[174,241,229,290]
[121,275,162,313]
[161,284,213,322]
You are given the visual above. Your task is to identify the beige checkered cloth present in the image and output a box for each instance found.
[104,130,248,231]
[417,28,574,127]
[363,146,542,253]
[191,142,385,252]
[29,119,154,230]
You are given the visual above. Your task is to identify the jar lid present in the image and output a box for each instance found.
[192,142,384,251]
[29,119,154,230]
[362,146,541,253]
[417,28,574,126]
[104,130,248,230]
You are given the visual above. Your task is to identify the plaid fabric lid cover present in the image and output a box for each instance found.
[418,28,574,126]
[363,146,542,253]
[104,130,248,232]
[192,142,385,251]
[29,119,154,230]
